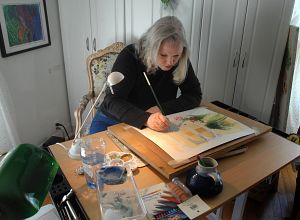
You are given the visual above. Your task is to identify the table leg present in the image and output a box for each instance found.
[291,169,300,219]
[231,191,248,220]
[206,207,223,220]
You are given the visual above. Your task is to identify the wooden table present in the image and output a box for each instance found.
[49,131,300,219]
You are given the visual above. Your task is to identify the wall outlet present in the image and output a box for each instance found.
[54,120,58,127]
[53,121,74,140]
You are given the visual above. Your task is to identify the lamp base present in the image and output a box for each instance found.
[68,140,81,160]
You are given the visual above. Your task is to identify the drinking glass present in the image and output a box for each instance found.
[80,138,106,189]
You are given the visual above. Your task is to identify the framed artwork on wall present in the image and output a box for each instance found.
[0,0,50,57]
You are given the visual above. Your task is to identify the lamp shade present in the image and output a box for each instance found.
[0,144,59,219]
[107,71,124,86]
[107,71,124,94]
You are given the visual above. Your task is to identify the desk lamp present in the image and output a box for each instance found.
[0,144,59,219]
[68,71,124,159]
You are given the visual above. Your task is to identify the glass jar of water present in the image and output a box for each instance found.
[80,138,106,189]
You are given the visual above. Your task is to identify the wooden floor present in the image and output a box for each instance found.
[220,163,297,220]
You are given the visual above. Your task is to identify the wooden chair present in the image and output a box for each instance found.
[74,42,125,137]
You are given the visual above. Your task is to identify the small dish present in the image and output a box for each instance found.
[109,158,124,167]
[106,151,138,171]
[107,151,121,160]
[120,153,133,162]
[124,160,138,172]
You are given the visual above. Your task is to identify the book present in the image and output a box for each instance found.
[153,207,187,220]
[140,182,189,220]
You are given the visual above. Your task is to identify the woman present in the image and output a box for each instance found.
[90,16,202,133]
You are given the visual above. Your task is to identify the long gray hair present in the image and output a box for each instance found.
[136,16,189,84]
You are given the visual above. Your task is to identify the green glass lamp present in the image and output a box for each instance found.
[0,144,59,219]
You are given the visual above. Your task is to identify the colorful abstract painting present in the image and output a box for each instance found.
[0,0,50,57]
[136,107,255,161]
[3,4,43,46]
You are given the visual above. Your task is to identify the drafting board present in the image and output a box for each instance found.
[108,102,272,179]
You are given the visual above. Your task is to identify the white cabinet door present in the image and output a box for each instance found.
[59,0,204,126]
[58,0,92,126]
[92,0,125,50]
[199,0,294,123]
[91,0,163,49]
[197,0,248,106]
[89,0,204,75]
[233,0,294,123]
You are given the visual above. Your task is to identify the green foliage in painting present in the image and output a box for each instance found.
[184,114,208,123]
[205,114,233,130]
[183,113,234,130]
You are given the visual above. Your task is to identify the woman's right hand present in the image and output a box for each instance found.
[145,112,170,132]
[146,106,161,114]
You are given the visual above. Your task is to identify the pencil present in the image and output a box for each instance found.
[143,72,166,115]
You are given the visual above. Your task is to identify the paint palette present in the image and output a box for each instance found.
[106,151,138,171]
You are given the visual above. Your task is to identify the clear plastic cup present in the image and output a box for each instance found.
[96,166,147,219]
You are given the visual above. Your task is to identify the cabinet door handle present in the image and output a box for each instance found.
[86,37,89,51]
[232,52,239,68]
[93,38,96,51]
[242,52,247,68]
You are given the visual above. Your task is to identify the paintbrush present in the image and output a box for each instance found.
[143,72,165,115]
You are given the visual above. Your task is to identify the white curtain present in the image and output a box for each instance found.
[0,71,20,153]
[287,0,300,134]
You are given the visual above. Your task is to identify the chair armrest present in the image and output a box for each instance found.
[74,92,94,137]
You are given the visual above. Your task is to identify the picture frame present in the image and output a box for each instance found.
[0,0,50,57]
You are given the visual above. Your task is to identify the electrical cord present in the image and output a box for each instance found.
[56,142,68,151]
[55,123,70,140]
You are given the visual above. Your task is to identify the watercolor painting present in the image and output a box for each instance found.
[0,0,50,57]
[136,107,255,161]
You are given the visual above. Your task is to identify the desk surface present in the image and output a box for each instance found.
[49,131,300,219]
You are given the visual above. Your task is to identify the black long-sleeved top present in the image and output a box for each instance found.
[100,44,202,128]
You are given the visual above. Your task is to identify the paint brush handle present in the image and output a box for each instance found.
[149,85,166,115]
[143,72,166,115]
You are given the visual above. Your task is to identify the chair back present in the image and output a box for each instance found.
[74,42,125,136]
[87,42,125,110]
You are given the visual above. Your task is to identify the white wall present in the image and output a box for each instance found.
[0,0,70,146]
[59,0,204,125]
